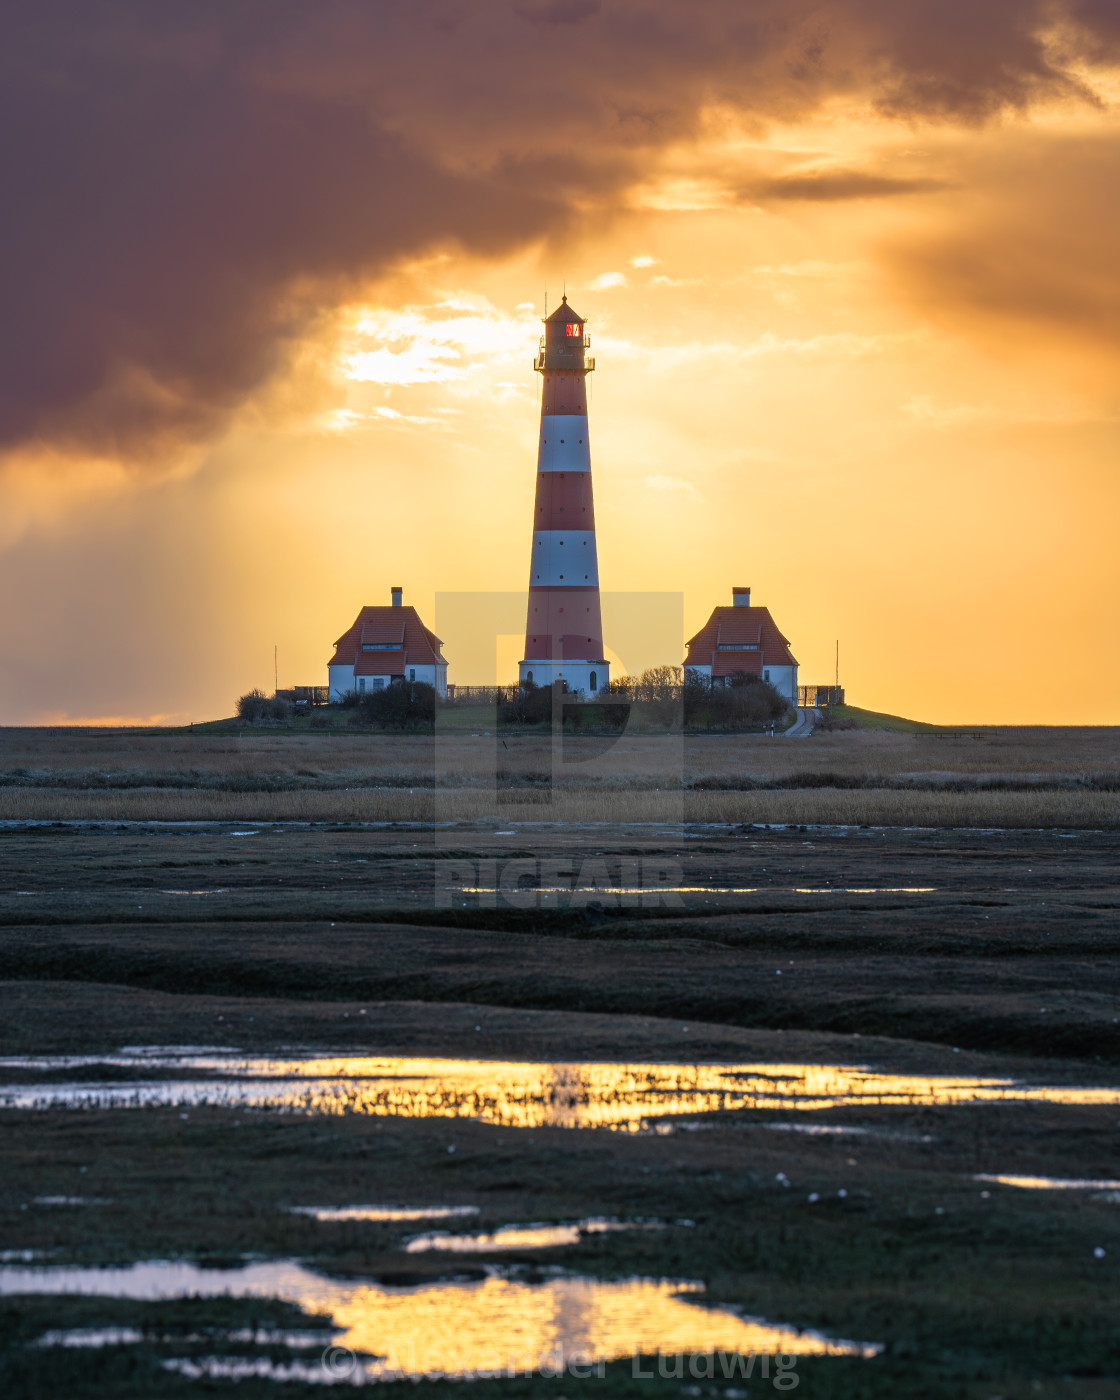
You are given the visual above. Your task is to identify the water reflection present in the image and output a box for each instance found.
[292,1205,479,1223]
[791,888,935,895]
[764,1123,934,1141]
[0,1052,1116,1127]
[461,886,936,897]
[976,1174,1120,1191]
[32,1195,111,1206]
[38,1327,146,1348]
[36,1326,328,1350]
[1,1259,880,1372]
[404,1218,659,1253]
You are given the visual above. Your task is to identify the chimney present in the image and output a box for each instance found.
[391,586,403,608]
[732,586,751,608]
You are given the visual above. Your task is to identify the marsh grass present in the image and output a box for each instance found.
[1,784,1118,826]
[1,724,1117,825]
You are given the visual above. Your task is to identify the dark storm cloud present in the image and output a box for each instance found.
[0,14,567,458]
[0,0,1114,462]
[515,0,602,25]
[889,135,1120,355]
[747,172,950,201]
[1065,0,1120,57]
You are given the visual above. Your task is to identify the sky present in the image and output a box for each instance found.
[1,1,1118,725]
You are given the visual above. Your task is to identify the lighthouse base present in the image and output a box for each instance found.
[518,659,608,696]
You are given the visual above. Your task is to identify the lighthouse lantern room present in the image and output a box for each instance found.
[519,298,608,695]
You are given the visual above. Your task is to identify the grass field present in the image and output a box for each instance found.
[820,704,944,733]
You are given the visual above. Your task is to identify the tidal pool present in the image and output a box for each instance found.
[461,885,936,897]
[291,1205,479,1223]
[0,1051,1116,1128]
[0,1259,880,1375]
[35,1325,329,1350]
[32,1195,111,1206]
[403,1218,661,1253]
[976,1174,1120,1191]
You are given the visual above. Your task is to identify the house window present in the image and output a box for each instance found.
[764,670,770,681]
[526,671,533,683]
[372,678,385,690]
[409,668,416,682]
[589,670,597,692]
[358,678,366,692]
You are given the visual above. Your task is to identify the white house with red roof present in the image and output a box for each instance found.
[683,587,799,705]
[327,587,448,700]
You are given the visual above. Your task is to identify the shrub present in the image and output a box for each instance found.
[347,680,436,730]
[498,680,555,726]
[491,668,785,731]
[629,665,682,704]
[236,689,291,722]
[630,665,682,728]
[683,673,786,730]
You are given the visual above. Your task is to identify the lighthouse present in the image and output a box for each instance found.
[519,297,608,695]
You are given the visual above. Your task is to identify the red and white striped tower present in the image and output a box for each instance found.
[519,297,608,695]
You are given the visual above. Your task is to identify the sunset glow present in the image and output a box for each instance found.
[2,6,1118,723]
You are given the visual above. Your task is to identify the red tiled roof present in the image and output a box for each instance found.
[715,618,762,647]
[328,605,445,670]
[354,650,407,677]
[684,605,798,669]
[360,620,405,647]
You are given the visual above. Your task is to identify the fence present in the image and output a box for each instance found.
[444,685,521,705]
[276,686,330,706]
[797,685,845,707]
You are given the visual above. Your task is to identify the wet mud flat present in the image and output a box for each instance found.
[3,1068,1120,1397]
[1,822,1118,1060]
[1,823,1120,1396]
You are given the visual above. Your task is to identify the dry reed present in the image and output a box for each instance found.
[2,726,1117,784]
[2,724,1117,826]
